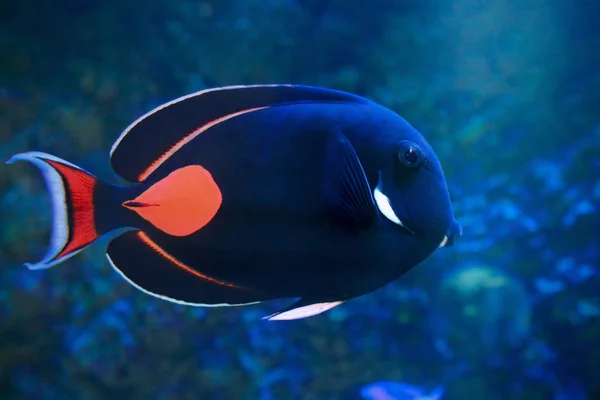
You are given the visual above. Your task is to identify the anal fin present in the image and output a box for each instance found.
[106,231,268,307]
[262,298,343,321]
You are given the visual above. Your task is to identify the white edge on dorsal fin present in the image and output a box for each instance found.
[263,301,343,321]
[109,84,293,158]
[6,152,87,270]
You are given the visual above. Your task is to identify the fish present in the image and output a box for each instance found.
[7,84,461,320]
[360,381,445,400]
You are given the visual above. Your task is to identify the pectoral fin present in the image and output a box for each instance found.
[323,127,378,229]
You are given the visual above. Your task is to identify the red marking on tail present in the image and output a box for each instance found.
[45,159,98,258]
[124,165,222,237]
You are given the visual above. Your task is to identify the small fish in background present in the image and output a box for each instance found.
[7,84,461,321]
[360,381,444,400]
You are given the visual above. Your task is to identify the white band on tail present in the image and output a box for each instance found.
[6,152,83,269]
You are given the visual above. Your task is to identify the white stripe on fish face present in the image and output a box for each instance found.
[373,185,415,234]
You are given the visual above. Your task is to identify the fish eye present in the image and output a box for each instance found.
[397,141,425,169]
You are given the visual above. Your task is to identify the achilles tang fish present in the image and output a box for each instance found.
[8,85,462,320]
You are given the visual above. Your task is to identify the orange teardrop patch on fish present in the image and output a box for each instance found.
[123,165,222,236]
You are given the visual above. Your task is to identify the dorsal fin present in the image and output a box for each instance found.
[110,84,369,183]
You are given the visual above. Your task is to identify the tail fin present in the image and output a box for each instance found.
[7,152,106,270]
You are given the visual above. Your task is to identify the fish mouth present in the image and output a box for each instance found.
[373,186,454,248]
[374,184,452,245]
[438,235,450,248]
[438,219,462,248]
[373,184,416,235]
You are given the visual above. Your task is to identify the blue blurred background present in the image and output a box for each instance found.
[1,0,599,399]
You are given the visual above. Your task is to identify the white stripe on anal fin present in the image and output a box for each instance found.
[5,152,84,270]
[264,301,343,321]
[106,253,262,308]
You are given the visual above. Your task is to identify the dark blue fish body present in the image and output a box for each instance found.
[8,85,461,320]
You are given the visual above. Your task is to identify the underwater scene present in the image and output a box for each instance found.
[1,0,599,399]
